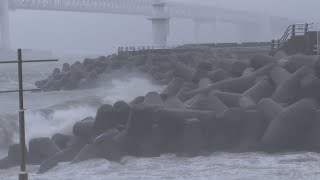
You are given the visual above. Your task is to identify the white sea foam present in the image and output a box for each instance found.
[1,152,320,180]
[0,64,163,151]
[22,105,97,141]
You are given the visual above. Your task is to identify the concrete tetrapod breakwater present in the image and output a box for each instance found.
[2,47,320,174]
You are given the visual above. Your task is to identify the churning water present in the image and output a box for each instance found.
[2,152,320,180]
[1,56,320,180]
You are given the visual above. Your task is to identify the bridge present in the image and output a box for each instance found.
[0,0,293,50]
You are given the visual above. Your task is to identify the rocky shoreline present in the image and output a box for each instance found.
[2,46,320,174]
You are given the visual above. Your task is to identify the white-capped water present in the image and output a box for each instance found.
[0,57,163,151]
[1,56,320,180]
[1,152,320,180]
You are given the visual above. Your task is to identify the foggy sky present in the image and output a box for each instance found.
[9,0,320,56]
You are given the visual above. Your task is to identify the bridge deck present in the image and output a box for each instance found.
[8,0,265,24]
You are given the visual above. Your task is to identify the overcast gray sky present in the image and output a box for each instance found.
[8,0,320,55]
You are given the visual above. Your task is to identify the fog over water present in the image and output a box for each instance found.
[9,0,320,55]
[1,1,320,179]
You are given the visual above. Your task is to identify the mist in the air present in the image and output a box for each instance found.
[8,0,320,55]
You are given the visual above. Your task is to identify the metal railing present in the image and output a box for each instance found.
[312,23,320,55]
[118,45,178,53]
[271,23,313,52]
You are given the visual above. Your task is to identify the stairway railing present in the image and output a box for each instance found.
[271,23,313,53]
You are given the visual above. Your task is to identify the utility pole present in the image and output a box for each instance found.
[0,49,58,180]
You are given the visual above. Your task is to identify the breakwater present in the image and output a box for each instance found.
[1,46,320,175]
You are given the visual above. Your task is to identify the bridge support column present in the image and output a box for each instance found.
[149,0,170,47]
[0,0,10,50]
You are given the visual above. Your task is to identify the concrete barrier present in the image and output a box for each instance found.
[262,99,316,152]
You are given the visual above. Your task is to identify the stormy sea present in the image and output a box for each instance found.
[0,56,320,180]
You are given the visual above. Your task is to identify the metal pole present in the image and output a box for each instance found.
[304,23,308,35]
[0,50,58,180]
[271,39,275,51]
[17,49,28,180]
[0,88,40,94]
[315,23,319,56]
[291,24,296,37]
[317,28,319,56]
[0,59,59,64]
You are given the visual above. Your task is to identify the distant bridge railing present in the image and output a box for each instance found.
[8,0,265,23]
[117,42,272,56]
[118,42,272,53]
[195,42,272,48]
[118,45,178,53]
[9,0,153,16]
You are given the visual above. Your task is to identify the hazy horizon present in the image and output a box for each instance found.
[7,0,320,56]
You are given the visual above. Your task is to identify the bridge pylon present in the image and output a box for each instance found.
[0,0,10,50]
[149,0,170,46]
